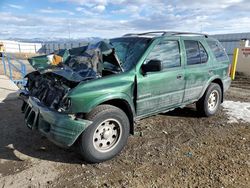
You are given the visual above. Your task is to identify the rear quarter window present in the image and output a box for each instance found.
[207,40,229,62]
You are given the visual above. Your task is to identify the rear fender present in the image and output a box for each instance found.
[198,76,224,101]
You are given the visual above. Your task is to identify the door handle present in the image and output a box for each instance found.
[177,74,183,80]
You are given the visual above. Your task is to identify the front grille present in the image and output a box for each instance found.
[22,101,39,129]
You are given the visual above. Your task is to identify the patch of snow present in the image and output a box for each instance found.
[222,100,250,123]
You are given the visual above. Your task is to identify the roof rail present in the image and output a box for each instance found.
[123,31,167,37]
[123,31,209,38]
[167,31,209,38]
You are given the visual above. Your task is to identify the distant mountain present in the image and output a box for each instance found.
[5,37,103,44]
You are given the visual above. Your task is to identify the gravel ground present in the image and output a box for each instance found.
[0,76,249,188]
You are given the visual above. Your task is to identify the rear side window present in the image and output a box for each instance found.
[184,40,208,65]
[146,40,181,69]
[207,40,228,62]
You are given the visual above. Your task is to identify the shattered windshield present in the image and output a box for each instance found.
[110,37,152,71]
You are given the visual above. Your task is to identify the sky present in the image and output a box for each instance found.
[0,0,250,39]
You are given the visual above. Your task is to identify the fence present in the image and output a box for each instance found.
[1,40,89,54]
[1,53,27,86]
[212,32,250,62]
[42,41,88,54]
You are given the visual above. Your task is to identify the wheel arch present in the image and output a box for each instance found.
[75,93,135,135]
[199,77,224,102]
[211,78,224,102]
[101,99,135,135]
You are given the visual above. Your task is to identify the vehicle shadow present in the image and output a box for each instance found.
[162,105,200,118]
[0,95,84,164]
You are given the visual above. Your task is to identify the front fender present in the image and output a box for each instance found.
[83,93,134,114]
[67,71,135,114]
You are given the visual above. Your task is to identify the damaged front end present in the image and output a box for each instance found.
[20,37,152,147]
[21,96,92,147]
[20,41,123,147]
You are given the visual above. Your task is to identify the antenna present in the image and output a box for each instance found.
[68,20,71,41]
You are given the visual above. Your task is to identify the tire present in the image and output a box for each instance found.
[78,105,130,163]
[196,83,222,117]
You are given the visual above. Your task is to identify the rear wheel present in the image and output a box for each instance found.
[78,105,130,163]
[196,83,222,117]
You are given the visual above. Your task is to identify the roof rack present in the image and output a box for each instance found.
[123,31,167,36]
[123,31,209,38]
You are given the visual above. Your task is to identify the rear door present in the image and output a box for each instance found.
[182,39,210,102]
[136,37,186,116]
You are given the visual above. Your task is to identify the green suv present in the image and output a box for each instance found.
[20,31,231,163]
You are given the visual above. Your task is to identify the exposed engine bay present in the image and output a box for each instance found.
[26,71,74,110]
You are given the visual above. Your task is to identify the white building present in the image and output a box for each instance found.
[0,40,42,54]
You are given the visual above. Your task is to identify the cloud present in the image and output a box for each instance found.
[39,8,75,15]
[0,12,130,39]
[93,5,105,12]
[8,4,24,9]
[1,0,250,39]
[111,5,140,17]
[51,0,107,5]
[75,7,100,16]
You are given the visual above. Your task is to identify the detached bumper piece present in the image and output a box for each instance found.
[22,97,92,147]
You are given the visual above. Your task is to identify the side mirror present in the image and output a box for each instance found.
[141,59,162,73]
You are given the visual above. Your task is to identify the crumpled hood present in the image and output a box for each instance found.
[41,66,93,82]
[28,41,123,82]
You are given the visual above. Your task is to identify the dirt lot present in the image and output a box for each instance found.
[0,75,250,188]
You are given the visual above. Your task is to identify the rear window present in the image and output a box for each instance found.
[207,40,229,62]
[184,40,208,65]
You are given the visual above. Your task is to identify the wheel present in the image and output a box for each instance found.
[196,83,222,117]
[78,105,130,163]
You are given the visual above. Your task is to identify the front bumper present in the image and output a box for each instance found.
[21,96,92,147]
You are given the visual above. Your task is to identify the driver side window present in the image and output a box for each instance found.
[146,40,181,69]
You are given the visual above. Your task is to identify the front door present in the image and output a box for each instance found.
[136,38,185,117]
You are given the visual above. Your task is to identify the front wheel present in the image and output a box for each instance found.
[78,105,130,163]
[196,83,222,117]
